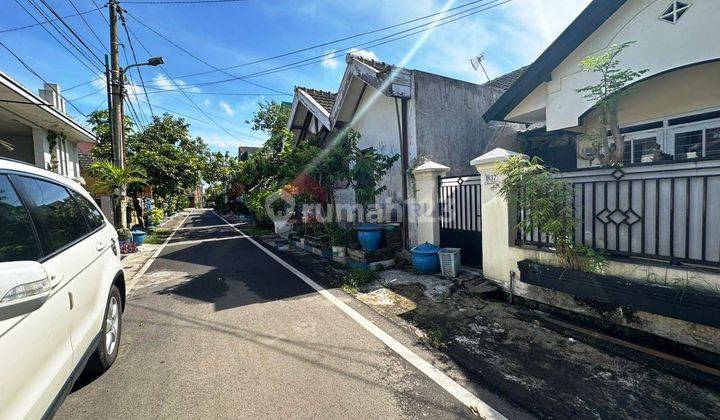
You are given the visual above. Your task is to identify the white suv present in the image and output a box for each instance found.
[0,158,125,418]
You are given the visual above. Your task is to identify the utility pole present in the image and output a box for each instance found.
[109,0,123,169]
[108,0,128,228]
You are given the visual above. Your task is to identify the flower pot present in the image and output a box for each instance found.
[411,242,441,274]
[517,259,720,329]
[332,245,347,258]
[131,230,146,246]
[356,224,382,252]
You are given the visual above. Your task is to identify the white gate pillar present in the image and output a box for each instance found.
[412,161,450,246]
[471,148,525,285]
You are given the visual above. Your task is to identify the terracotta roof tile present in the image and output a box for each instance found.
[297,87,337,113]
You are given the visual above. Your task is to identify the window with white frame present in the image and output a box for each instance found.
[622,134,663,164]
[660,1,691,23]
[669,119,720,160]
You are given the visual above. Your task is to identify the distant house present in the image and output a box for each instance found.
[0,72,95,180]
[291,53,521,246]
[237,145,259,161]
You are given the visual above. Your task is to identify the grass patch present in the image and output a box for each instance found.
[243,224,274,236]
[424,325,445,347]
[144,228,171,244]
[340,269,378,294]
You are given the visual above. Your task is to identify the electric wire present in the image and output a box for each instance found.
[118,10,155,118]
[174,0,498,78]
[0,39,90,117]
[122,17,245,142]
[15,0,103,74]
[36,0,105,65]
[131,0,511,92]
[67,0,109,54]
[122,10,291,96]
[0,4,103,33]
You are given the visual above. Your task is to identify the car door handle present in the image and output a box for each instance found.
[96,241,105,251]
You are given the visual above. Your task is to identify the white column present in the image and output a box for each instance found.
[31,128,49,170]
[471,148,525,285]
[411,161,450,246]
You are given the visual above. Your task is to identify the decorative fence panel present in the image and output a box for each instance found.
[518,160,720,267]
[439,174,483,268]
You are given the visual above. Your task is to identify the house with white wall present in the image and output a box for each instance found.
[0,71,95,181]
[478,0,720,354]
[300,53,520,246]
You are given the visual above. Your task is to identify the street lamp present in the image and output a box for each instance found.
[121,56,164,78]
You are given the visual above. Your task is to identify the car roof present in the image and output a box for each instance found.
[0,157,94,201]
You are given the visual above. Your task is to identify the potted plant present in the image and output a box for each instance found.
[346,129,399,251]
[326,222,349,258]
[117,227,133,246]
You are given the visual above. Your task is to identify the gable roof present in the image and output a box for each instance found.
[299,87,336,114]
[350,54,394,72]
[482,0,627,123]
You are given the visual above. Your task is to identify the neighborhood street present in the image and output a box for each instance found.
[55,210,512,419]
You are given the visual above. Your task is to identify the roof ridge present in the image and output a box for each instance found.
[296,86,336,96]
[348,53,395,71]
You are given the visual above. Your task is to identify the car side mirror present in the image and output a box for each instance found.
[0,261,52,321]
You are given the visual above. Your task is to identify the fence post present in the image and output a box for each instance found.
[471,148,526,286]
[412,161,450,246]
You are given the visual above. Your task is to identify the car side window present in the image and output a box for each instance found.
[0,175,41,262]
[70,190,105,231]
[14,176,90,255]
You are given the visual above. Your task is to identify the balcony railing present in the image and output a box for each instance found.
[518,159,720,267]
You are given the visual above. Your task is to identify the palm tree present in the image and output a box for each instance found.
[89,160,147,228]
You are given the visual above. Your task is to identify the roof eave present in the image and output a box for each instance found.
[482,0,627,123]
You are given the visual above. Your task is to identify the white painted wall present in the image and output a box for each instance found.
[508,0,720,130]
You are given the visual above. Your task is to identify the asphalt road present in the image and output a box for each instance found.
[56,210,485,419]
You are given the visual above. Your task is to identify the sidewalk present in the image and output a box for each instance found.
[249,227,720,419]
[120,211,189,285]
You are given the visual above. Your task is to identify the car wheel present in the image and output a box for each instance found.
[87,285,122,372]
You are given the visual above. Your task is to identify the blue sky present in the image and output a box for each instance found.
[0,0,591,155]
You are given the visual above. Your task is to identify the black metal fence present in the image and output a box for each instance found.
[439,174,483,267]
[518,160,720,267]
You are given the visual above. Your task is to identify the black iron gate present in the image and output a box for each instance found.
[439,174,483,268]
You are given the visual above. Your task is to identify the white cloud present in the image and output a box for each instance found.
[152,73,201,93]
[219,101,236,116]
[348,48,379,62]
[203,99,212,106]
[321,50,339,69]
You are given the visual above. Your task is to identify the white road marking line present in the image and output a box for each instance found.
[176,223,241,230]
[164,236,247,247]
[127,210,192,293]
[212,211,505,419]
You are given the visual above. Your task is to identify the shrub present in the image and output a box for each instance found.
[325,222,349,246]
[341,269,378,290]
[495,156,607,273]
[116,227,132,241]
[149,208,164,225]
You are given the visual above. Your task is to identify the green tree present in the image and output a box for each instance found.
[576,42,648,166]
[86,110,134,162]
[127,114,209,204]
[249,101,291,139]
